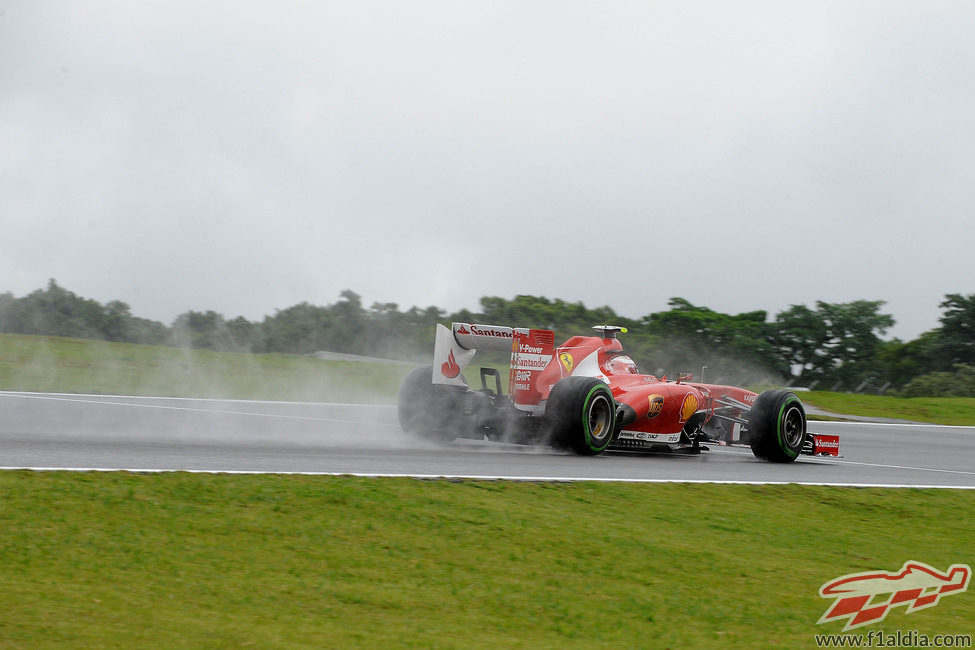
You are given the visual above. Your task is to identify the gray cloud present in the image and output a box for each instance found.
[2,1,973,340]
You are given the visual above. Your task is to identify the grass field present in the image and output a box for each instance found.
[1,471,973,648]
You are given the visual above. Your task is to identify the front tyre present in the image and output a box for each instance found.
[398,366,467,444]
[546,377,616,455]
[747,389,806,463]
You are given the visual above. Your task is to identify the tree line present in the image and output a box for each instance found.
[1,280,973,397]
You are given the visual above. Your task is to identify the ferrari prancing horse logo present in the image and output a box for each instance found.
[559,352,574,373]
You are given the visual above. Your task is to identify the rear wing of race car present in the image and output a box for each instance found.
[433,322,557,412]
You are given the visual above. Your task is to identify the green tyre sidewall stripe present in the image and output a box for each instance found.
[582,384,613,452]
[776,397,801,459]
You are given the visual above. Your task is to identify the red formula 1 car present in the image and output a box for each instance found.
[398,323,840,462]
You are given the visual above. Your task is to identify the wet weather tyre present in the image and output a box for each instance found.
[546,377,616,455]
[747,389,806,463]
[397,366,467,444]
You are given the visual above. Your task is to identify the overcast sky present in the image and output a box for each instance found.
[2,1,973,341]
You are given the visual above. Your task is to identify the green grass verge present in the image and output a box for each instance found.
[801,391,975,426]
[0,472,972,648]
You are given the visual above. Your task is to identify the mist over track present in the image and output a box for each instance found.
[1,391,974,488]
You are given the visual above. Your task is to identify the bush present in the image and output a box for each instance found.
[900,364,975,397]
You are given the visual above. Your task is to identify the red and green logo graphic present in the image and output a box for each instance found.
[818,561,970,631]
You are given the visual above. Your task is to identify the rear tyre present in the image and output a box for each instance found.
[546,377,616,455]
[398,366,467,444]
[747,389,806,463]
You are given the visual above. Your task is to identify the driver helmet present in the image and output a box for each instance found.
[606,355,639,375]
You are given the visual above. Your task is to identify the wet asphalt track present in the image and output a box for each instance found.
[1,391,974,488]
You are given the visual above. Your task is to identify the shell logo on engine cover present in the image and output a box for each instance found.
[647,394,664,419]
[680,393,700,422]
[559,352,574,373]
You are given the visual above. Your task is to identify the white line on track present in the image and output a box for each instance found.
[0,391,401,427]
[806,458,975,476]
[811,419,975,430]
[710,447,975,476]
[0,390,393,409]
[2,465,974,489]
